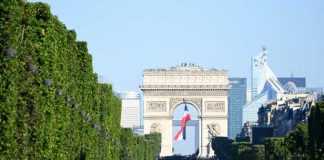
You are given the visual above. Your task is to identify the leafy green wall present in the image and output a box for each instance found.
[0,0,160,159]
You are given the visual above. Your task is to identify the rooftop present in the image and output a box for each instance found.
[143,63,228,74]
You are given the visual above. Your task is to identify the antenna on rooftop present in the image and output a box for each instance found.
[262,46,267,52]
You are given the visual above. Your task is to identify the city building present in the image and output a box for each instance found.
[277,77,323,95]
[278,77,306,94]
[257,93,317,136]
[251,47,285,99]
[132,125,144,135]
[278,77,306,88]
[246,89,252,103]
[115,91,142,130]
[242,92,268,125]
[243,48,285,125]
[228,78,247,139]
[237,121,258,141]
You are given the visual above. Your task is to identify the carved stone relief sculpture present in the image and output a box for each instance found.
[207,122,221,140]
[205,101,225,112]
[150,123,161,133]
[146,101,166,112]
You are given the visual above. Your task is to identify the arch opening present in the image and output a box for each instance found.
[172,102,200,156]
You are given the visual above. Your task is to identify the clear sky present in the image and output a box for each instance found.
[29,0,324,93]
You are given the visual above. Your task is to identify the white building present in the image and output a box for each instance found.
[115,91,141,129]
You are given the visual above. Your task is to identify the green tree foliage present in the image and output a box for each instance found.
[0,0,161,159]
[264,137,287,160]
[120,128,137,159]
[232,142,264,160]
[308,101,324,160]
[253,145,265,160]
[285,124,310,159]
[145,133,162,159]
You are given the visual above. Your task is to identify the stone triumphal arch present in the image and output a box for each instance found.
[140,64,230,158]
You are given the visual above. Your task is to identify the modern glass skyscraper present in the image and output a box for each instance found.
[228,78,247,139]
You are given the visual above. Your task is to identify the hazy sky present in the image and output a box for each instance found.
[29,0,323,93]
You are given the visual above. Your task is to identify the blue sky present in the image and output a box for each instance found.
[29,0,324,93]
[28,0,324,155]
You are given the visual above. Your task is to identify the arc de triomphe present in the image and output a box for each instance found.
[140,64,230,158]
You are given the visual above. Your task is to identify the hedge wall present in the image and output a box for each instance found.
[211,137,233,160]
[0,0,160,159]
[211,137,265,160]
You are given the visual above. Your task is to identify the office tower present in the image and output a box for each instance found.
[251,48,285,99]
[243,48,285,125]
[228,78,247,139]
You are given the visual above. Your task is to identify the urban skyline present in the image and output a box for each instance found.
[2,1,324,159]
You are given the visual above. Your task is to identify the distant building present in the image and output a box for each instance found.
[278,77,306,94]
[243,48,285,125]
[246,89,252,103]
[132,125,144,135]
[237,121,258,141]
[239,93,317,142]
[228,78,247,139]
[115,91,141,130]
[278,77,323,95]
[278,77,306,88]
[257,93,316,136]
[243,92,268,125]
[251,48,284,99]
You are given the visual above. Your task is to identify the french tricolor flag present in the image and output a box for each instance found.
[174,103,191,141]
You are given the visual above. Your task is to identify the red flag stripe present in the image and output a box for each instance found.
[174,112,191,140]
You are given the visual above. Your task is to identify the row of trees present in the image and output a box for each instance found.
[0,0,160,159]
[212,101,324,160]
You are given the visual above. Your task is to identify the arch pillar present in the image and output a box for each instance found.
[144,116,173,156]
[199,115,228,157]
